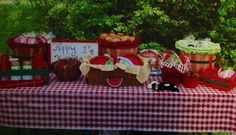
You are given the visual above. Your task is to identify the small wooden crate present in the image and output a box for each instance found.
[7,38,49,62]
[0,68,49,88]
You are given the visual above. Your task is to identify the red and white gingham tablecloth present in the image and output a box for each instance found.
[0,74,236,133]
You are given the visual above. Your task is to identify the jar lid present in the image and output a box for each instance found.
[23,60,32,65]
[11,61,20,65]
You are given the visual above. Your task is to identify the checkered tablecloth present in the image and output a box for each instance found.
[0,74,236,133]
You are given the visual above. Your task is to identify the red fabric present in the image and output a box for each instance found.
[90,56,110,65]
[0,79,45,88]
[161,67,183,84]
[0,54,10,70]
[182,74,199,88]
[33,52,47,68]
[0,74,235,133]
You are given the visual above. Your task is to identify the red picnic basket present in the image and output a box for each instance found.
[97,33,140,60]
[7,37,49,61]
[79,54,150,87]
[159,51,190,84]
[7,32,52,62]
[199,67,236,91]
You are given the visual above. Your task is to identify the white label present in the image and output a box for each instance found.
[50,41,99,63]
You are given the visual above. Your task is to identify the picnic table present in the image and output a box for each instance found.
[0,74,235,134]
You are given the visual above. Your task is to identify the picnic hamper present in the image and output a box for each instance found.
[7,37,49,61]
[199,68,236,91]
[97,33,140,59]
[159,51,190,84]
[80,54,150,87]
[7,32,54,62]
[175,38,221,73]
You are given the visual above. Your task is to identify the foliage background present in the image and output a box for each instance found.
[0,0,235,134]
[1,0,236,68]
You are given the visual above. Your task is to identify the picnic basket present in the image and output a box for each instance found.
[97,33,140,60]
[199,68,236,91]
[7,37,49,61]
[159,51,190,84]
[175,38,221,73]
[80,54,150,87]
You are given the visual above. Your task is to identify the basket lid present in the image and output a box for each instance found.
[90,55,112,65]
[120,55,144,66]
[175,39,221,54]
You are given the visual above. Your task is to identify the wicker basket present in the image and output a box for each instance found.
[176,39,221,73]
[86,68,141,86]
[97,36,140,58]
[7,38,49,61]
[183,52,216,72]
[80,54,149,87]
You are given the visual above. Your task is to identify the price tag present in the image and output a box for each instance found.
[50,39,99,63]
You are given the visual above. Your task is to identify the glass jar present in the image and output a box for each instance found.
[11,61,21,81]
[22,61,33,80]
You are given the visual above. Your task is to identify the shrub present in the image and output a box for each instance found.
[11,0,236,68]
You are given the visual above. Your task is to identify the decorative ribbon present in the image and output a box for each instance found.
[199,77,228,87]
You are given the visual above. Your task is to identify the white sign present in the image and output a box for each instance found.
[50,39,99,63]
